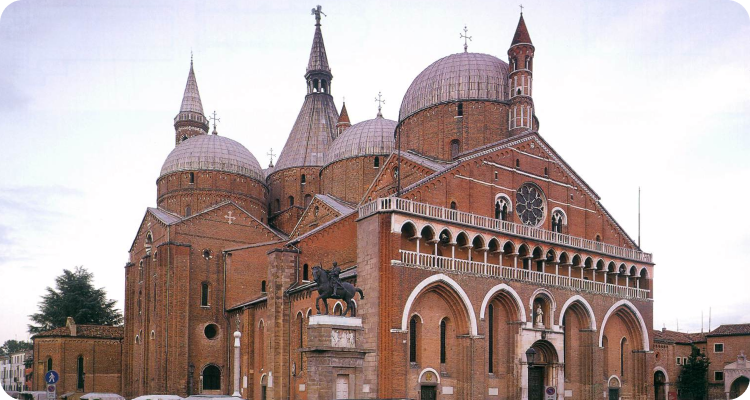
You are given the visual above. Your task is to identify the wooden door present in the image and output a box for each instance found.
[421,386,436,400]
[528,367,544,400]
[336,374,349,399]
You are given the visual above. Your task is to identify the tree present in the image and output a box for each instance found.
[0,340,31,356]
[28,266,122,333]
[678,344,711,400]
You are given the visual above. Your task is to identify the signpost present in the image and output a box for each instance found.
[45,371,59,400]
[545,386,557,400]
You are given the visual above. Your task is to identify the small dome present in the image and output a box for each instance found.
[398,52,510,122]
[324,116,397,166]
[160,135,264,182]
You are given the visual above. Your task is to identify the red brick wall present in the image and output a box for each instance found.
[320,155,385,204]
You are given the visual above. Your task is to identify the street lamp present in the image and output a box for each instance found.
[525,347,537,367]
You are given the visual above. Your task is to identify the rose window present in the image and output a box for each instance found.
[516,183,546,226]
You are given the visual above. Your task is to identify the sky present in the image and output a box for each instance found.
[0,0,748,344]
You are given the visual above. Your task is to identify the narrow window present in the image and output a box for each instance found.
[409,316,418,363]
[495,202,501,219]
[185,205,191,217]
[515,159,520,168]
[374,156,380,168]
[620,337,627,377]
[299,317,304,370]
[304,194,312,207]
[457,102,464,117]
[488,304,494,373]
[189,172,195,184]
[77,356,84,390]
[544,167,548,176]
[201,283,209,307]
[303,264,309,281]
[275,199,280,211]
[47,358,52,372]
[261,280,267,293]
[440,319,447,364]
[450,201,457,210]
[450,140,460,159]
[494,171,498,180]
[301,174,306,184]
[288,196,294,207]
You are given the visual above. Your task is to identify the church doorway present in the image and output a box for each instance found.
[654,370,666,400]
[201,364,221,393]
[730,376,749,399]
[608,376,621,400]
[420,386,436,400]
[335,374,350,399]
[528,367,544,400]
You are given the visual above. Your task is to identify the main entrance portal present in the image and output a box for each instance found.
[529,367,545,400]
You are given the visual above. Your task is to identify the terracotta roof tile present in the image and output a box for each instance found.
[511,14,532,46]
[708,324,750,336]
[32,325,124,340]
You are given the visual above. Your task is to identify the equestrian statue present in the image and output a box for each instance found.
[311,262,364,317]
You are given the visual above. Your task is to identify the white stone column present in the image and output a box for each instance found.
[233,330,241,397]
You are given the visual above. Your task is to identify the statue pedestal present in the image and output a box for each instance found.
[303,315,372,400]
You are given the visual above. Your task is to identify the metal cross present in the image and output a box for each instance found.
[519,4,524,14]
[460,25,472,53]
[209,111,220,131]
[374,92,385,117]
[267,148,276,167]
[225,211,236,224]
[311,5,326,26]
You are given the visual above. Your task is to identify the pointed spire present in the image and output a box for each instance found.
[511,13,532,46]
[338,102,350,124]
[307,6,331,74]
[180,59,205,114]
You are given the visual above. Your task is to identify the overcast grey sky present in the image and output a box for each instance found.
[0,0,748,343]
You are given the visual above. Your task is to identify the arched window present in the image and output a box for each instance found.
[303,264,309,281]
[47,358,52,372]
[409,315,418,363]
[261,280,267,293]
[301,174,306,184]
[488,304,494,373]
[457,102,464,117]
[495,195,511,221]
[298,316,304,371]
[288,196,294,207]
[551,209,566,233]
[620,337,627,377]
[77,356,84,389]
[595,234,602,242]
[450,140,460,159]
[450,201,457,210]
[440,319,447,364]
[185,205,191,217]
[138,290,142,315]
[201,283,209,307]
[515,159,520,168]
[374,156,380,168]
[202,365,221,391]
[544,167,548,176]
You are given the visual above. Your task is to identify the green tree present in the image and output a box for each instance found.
[0,340,31,356]
[28,266,122,333]
[678,344,711,400]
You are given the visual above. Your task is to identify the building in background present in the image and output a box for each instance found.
[31,317,123,400]
[123,8,658,400]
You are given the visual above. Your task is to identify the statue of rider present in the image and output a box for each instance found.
[329,261,343,297]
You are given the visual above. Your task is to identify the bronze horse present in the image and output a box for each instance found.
[312,265,364,316]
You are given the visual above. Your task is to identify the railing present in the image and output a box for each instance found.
[396,250,650,300]
[359,197,653,263]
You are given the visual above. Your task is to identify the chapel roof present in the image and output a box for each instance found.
[511,13,533,46]
[324,115,396,166]
[32,325,124,340]
[707,324,750,337]
[159,134,265,182]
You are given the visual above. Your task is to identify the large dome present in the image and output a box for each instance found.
[324,116,397,166]
[159,134,264,182]
[398,52,510,123]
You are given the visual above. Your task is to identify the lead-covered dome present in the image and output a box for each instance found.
[324,116,397,166]
[160,134,264,182]
[398,52,510,123]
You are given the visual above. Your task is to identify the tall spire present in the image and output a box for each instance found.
[511,13,533,46]
[174,57,209,146]
[337,101,351,135]
[305,6,333,95]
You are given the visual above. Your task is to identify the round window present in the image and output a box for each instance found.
[516,183,546,227]
[204,324,219,339]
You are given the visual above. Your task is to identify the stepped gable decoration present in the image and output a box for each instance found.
[311,262,364,317]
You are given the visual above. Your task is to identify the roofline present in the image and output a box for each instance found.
[398,98,510,125]
[226,296,268,312]
[288,210,357,245]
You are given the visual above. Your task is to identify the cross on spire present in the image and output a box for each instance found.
[460,25,472,53]
[374,91,385,117]
[209,111,220,134]
[519,4,524,14]
[311,5,326,26]
[267,148,277,168]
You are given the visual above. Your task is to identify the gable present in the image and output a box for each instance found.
[362,151,450,202]
[399,132,640,250]
[290,195,354,239]
[173,201,287,246]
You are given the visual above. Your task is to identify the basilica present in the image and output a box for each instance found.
[123,8,656,400]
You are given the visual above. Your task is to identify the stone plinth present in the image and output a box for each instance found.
[303,315,372,400]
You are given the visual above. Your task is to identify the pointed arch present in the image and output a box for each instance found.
[558,295,597,330]
[479,283,527,322]
[400,273,478,336]
[599,300,650,350]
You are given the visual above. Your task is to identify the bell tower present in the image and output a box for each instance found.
[174,58,209,146]
[508,12,537,135]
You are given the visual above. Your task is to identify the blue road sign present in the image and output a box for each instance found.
[44,370,59,384]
